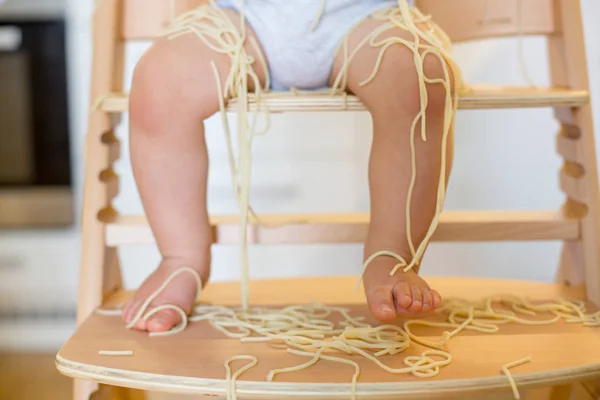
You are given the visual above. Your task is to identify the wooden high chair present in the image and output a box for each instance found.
[57,0,600,399]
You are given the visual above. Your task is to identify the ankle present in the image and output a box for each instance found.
[363,242,412,261]
[363,242,421,272]
[160,254,211,283]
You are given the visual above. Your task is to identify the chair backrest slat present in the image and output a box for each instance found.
[416,0,557,43]
[120,0,558,42]
[122,0,206,40]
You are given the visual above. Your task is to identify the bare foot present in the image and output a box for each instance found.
[362,256,441,321]
[122,257,210,333]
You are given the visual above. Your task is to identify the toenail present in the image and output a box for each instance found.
[380,305,394,313]
[413,301,422,307]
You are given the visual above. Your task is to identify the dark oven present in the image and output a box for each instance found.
[0,18,73,228]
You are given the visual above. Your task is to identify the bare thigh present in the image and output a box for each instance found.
[130,7,268,129]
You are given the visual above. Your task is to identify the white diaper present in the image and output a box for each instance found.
[216,0,411,90]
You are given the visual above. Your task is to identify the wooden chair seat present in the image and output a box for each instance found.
[97,85,590,113]
[57,276,600,399]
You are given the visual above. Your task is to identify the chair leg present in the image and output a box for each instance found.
[574,381,599,400]
[88,385,113,400]
[550,2,600,397]
[549,0,600,306]
[74,144,119,400]
[74,379,100,400]
[103,247,123,300]
[113,387,148,400]
[84,385,147,400]
[554,120,600,305]
[549,384,573,400]
[72,0,126,398]
[556,240,585,286]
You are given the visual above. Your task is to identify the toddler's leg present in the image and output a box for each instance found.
[330,17,455,321]
[122,9,267,332]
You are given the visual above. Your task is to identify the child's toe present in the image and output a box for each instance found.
[407,285,423,313]
[432,290,442,308]
[121,301,132,322]
[147,310,181,332]
[134,317,148,331]
[421,289,433,311]
[393,281,413,309]
[368,286,397,321]
[123,299,141,323]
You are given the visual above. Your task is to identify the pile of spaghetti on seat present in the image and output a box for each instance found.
[100,273,600,400]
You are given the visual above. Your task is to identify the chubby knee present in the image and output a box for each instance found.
[421,52,455,113]
[129,38,221,136]
[363,38,454,120]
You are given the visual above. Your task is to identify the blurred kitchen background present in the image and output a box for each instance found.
[0,0,599,398]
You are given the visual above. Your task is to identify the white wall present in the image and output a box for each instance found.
[1,0,599,350]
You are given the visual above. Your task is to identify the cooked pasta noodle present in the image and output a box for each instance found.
[95,308,123,316]
[289,349,361,400]
[91,92,125,111]
[98,350,134,356]
[225,356,258,400]
[502,357,532,399]
[310,0,327,31]
[125,267,202,335]
[170,0,176,22]
[142,304,189,337]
